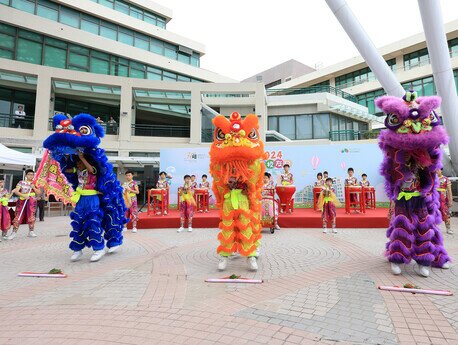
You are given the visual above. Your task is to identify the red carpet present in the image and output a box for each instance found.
[135,208,389,229]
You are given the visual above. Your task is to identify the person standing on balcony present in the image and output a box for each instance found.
[108,116,117,135]
[14,105,26,129]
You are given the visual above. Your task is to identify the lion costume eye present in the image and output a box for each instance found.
[248,129,258,140]
[429,111,440,126]
[215,128,225,141]
[79,125,93,136]
[386,113,400,127]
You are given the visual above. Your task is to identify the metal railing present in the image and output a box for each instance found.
[131,124,190,137]
[0,113,34,129]
[267,85,358,103]
[329,129,380,141]
[47,118,119,135]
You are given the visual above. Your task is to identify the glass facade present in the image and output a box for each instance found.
[356,70,458,116]
[0,23,203,82]
[267,113,367,140]
[309,80,330,87]
[89,0,167,29]
[335,59,396,88]
[1,0,200,66]
[403,39,458,70]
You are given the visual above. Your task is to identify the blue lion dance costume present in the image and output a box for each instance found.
[44,113,127,261]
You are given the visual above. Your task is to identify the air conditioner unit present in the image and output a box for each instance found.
[284,76,292,82]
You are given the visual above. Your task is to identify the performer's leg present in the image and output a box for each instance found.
[385,200,414,265]
[9,199,26,238]
[237,196,261,257]
[26,198,37,232]
[38,199,45,221]
[187,203,194,231]
[131,200,138,229]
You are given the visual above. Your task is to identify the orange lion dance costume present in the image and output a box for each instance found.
[209,112,265,271]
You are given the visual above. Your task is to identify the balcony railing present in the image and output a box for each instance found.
[48,118,119,135]
[267,85,358,103]
[0,113,34,129]
[329,129,380,141]
[131,124,190,137]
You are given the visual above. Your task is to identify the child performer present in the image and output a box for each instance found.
[317,178,341,234]
[178,175,195,232]
[0,177,11,241]
[123,171,139,233]
[262,172,280,230]
[65,152,108,262]
[190,175,198,190]
[156,171,170,215]
[8,169,41,240]
[280,164,294,185]
[199,174,211,212]
[360,173,371,207]
[315,172,325,188]
[345,167,358,205]
[323,171,329,180]
[437,169,453,234]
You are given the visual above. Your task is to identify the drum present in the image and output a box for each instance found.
[276,185,296,213]
[313,187,323,211]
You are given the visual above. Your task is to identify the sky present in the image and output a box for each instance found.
[155,0,458,81]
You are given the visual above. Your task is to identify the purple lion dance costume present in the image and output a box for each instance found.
[377,90,451,277]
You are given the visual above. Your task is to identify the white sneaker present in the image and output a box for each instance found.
[188,227,193,232]
[442,261,451,269]
[322,228,327,234]
[122,227,127,232]
[164,211,168,215]
[391,262,402,275]
[418,265,430,277]
[446,228,454,234]
[90,249,105,262]
[132,228,137,233]
[177,227,184,233]
[2,234,7,240]
[7,232,17,240]
[108,245,120,254]
[28,231,37,238]
[218,257,228,271]
[248,256,258,271]
[275,224,281,230]
[332,228,337,234]
[70,250,83,262]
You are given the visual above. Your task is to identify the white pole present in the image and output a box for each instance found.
[418,0,458,173]
[325,0,405,97]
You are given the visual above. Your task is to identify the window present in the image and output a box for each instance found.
[60,7,80,28]
[81,16,99,35]
[402,76,436,97]
[44,46,66,68]
[118,29,134,45]
[17,39,42,64]
[100,23,117,40]
[150,39,163,54]
[144,13,157,26]
[114,0,129,14]
[37,2,58,21]
[90,57,109,74]
[313,114,330,139]
[69,52,89,69]
[134,34,149,50]
[279,116,295,139]
[404,48,429,70]
[0,33,14,50]
[178,52,190,64]
[268,117,278,132]
[295,115,312,140]
[11,0,34,13]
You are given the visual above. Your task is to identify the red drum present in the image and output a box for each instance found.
[194,188,210,212]
[344,186,365,214]
[276,185,296,213]
[148,188,169,216]
[363,186,376,209]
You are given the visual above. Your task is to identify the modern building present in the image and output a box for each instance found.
[242,59,315,89]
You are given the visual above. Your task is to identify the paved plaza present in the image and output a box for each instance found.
[1,217,458,345]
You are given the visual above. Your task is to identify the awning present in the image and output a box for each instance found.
[0,144,36,167]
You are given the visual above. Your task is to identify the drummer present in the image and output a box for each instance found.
[190,174,198,190]
[156,171,170,215]
[280,164,294,186]
[315,172,325,188]
[345,167,359,204]
[360,173,371,207]
[197,174,211,213]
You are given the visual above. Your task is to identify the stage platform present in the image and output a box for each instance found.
[134,208,389,229]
